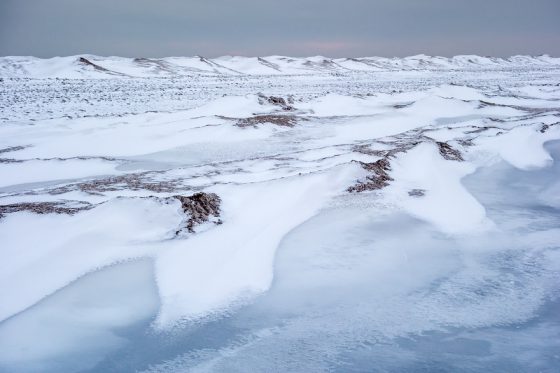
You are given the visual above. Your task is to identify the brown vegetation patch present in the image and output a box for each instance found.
[174,192,222,233]
[48,172,182,195]
[236,114,300,128]
[258,94,295,111]
[348,158,393,193]
[436,141,464,161]
[0,201,93,219]
[352,145,386,157]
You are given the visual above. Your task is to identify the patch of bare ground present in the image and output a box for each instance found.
[258,94,295,111]
[393,102,414,109]
[257,58,281,72]
[77,57,121,76]
[436,141,464,161]
[0,158,23,163]
[0,146,27,154]
[236,114,301,128]
[540,122,559,133]
[0,145,27,163]
[349,138,422,193]
[47,172,183,196]
[349,134,464,193]
[458,138,475,147]
[478,100,560,115]
[173,192,222,233]
[408,189,426,197]
[348,158,393,193]
[0,193,222,235]
[352,144,386,157]
[465,126,498,134]
[0,201,93,219]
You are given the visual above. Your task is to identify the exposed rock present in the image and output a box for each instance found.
[436,141,464,161]
[173,192,222,233]
[348,158,393,192]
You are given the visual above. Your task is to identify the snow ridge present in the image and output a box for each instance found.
[1,54,559,78]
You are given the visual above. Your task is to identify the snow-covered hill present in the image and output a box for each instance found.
[1,54,560,78]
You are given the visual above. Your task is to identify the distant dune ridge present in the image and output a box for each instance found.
[1,54,559,78]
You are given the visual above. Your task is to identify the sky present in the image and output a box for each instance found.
[1,0,559,58]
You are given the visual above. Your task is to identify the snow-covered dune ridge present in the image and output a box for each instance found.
[1,54,560,78]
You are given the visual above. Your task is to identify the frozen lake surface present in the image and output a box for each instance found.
[0,55,559,372]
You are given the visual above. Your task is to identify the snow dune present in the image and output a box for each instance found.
[1,54,560,78]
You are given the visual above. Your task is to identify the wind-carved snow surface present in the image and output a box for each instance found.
[0,56,560,372]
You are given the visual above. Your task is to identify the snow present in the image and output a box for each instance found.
[476,125,560,170]
[0,158,122,188]
[298,94,386,117]
[154,164,364,328]
[0,109,273,160]
[2,54,560,78]
[1,55,560,372]
[0,198,182,323]
[0,259,159,373]
[386,142,492,234]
